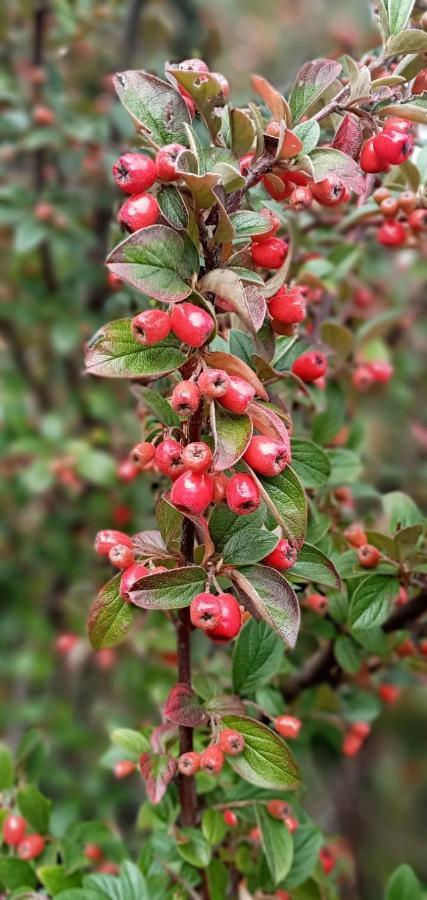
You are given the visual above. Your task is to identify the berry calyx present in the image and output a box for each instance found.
[311,175,347,206]
[190,592,222,631]
[306,592,328,615]
[263,538,297,571]
[3,815,27,846]
[95,530,132,556]
[377,220,406,246]
[218,728,245,755]
[114,760,136,778]
[357,543,380,568]
[198,368,230,398]
[120,563,149,599]
[199,745,224,774]
[182,442,212,472]
[17,833,46,861]
[251,236,288,269]
[130,442,156,467]
[292,351,328,382]
[268,285,306,324]
[226,473,260,515]
[170,302,214,348]
[170,470,214,514]
[131,309,171,345]
[208,593,242,641]
[223,809,238,827]
[155,143,186,181]
[117,192,159,231]
[171,381,201,417]
[177,752,200,776]
[112,152,157,193]
[155,439,185,479]
[218,376,256,414]
[274,714,302,739]
[243,434,290,476]
[108,543,135,570]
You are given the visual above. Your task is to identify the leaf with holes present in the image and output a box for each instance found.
[210,402,252,471]
[289,59,342,122]
[290,440,331,488]
[128,566,207,610]
[349,575,399,629]
[232,619,284,694]
[227,565,300,648]
[290,542,341,589]
[169,69,226,138]
[85,319,186,379]
[139,753,177,804]
[88,575,133,649]
[222,715,301,789]
[107,225,198,301]
[114,71,191,147]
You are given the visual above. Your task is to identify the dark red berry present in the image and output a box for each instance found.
[190,592,222,631]
[292,351,328,382]
[112,152,156,193]
[223,809,238,827]
[311,176,347,207]
[171,381,201,417]
[117,192,159,231]
[155,439,184,479]
[268,286,306,324]
[251,236,288,269]
[373,129,413,166]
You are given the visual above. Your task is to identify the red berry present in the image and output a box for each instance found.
[357,543,380,568]
[170,470,214,514]
[171,381,201,417]
[396,638,416,658]
[368,360,393,384]
[84,843,104,863]
[262,171,293,201]
[306,592,328,615]
[155,143,186,181]
[198,368,230,398]
[108,271,122,291]
[384,116,412,134]
[112,152,156,193]
[182,93,196,117]
[243,435,290,476]
[373,129,413,166]
[319,846,336,875]
[267,799,290,820]
[178,58,210,72]
[209,593,242,641]
[190,592,222,631]
[292,351,328,382]
[33,103,55,125]
[117,192,159,231]
[251,236,288,269]
[263,538,297,571]
[120,563,149,599]
[117,459,139,482]
[268,286,306,324]
[377,220,406,246]
[396,585,409,606]
[290,184,313,209]
[130,442,156,467]
[311,176,347,207]
[378,684,400,705]
[350,721,371,739]
[223,809,238,827]
[170,302,214,348]
[351,364,375,392]
[274,715,302,739]
[275,891,291,900]
[218,376,256,414]
[3,815,26,846]
[344,524,367,548]
[253,208,281,241]
[213,472,229,502]
[354,287,374,309]
[55,633,79,654]
[199,745,224,774]
[108,543,135,570]
[182,442,212,472]
[17,833,45,861]
[218,728,245,755]
[97,862,120,874]
[342,732,363,757]
[226,473,260,516]
[131,309,171,345]
[114,760,135,779]
[284,815,299,833]
[360,137,387,174]
[155,439,185,479]
[249,827,261,843]
[177,751,200,776]
[95,530,132,556]
[408,208,427,232]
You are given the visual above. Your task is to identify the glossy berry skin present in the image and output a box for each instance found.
[84,843,104,863]
[155,439,185,480]
[243,435,289,476]
[182,442,212,472]
[198,368,230,398]
[268,286,306,324]
[120,563,149,599]
[3,815,27,846]
[311,176,347,207]
[218,376,256,414]
[251,236,288,269]
[357,543,380,568]
[360,138,387,174]
[108,543,135,570]
[384,116,411,134]
[190,592,222,631]
[155,143,186,181]
[17,833,45,861]
[274,715,302,739]
[263,539,297,571]
[368,360,393,384]
[114,760,135,779]
[342,732,363,757]
[223,809,238,827]
[170,470,214,515]
[378,684,400,705]
[131,309,171,345]
[226,473,260,516]
[218,728,245,755]
[170,302,214,348]
[177,751,200,776]
[267,799,290,820]
[306,592,328,615]
[292,351,327,382]
[130,441,156,467]
[351,364,375,392]
[171,381,201,417]
[377,220,406,246]
[199,745,224,774]
[344,524,368,548]
[112,152,157,193]
[95,529,132,556]
[408,208,427,232]
[373,129,413,166]
[117,192,159,231]
[209,593,242,641]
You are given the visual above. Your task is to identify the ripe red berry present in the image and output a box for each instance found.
[377,220,406,246]
[311,175,347,206]
[3,815,26,846]
[108,271,122,291]
[170,302,214,347]
[120,563,149,599]
[155,439,185,479]
[130,442,156,467]
[373,129,413,166]
[55,632,79,654]
[117,459,139,482]
[17,833,45,861]
[262,171,293,201]
[396,585,409,606]
[398,191,417,214]
[108,543,135,570]
[218,376,256,414]
[268,286,306,324]
[378,683,400,705]
[95,530,132,556]
[114,760,135,779]
[306,592,328,615]
[190,592,222,631]
[155,143,186,181]
[380,196,398,218]
[351,364,375,392]
[249,827,262,842]
[342,732,363,757]
[243,435,290,476]
[350,721,371,739]
[226,473,260,516]
[131,309,171,345]
[84,843,104,863]
[368,360,393,384]
[274,715,302,739]
[408,208,427,232]
[319,846,336,875]
[251,236,288,269]
[267,799,290,820]
[384,116,411,134]
[263,538,297,571]
[182,442,212,472]
[171,381,201,417]
[117,192,159,231]
[198,368,230,398]
[213,472,229,502]
[112,152,157,193]
[357,543,380,568]
[360,137,387,174]
[209,593,242,641]
[177,751,200,776]
[218,728,245,755]
[292,351,328,382]
[199,745,224,774]
[284,814,299,833]
[170,470,214,514]
[354,287,374,309]
[223,809,238,827]
[344,524,368,548]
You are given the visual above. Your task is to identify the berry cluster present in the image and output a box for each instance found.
[2,814,45,862]
[177,727,244,777]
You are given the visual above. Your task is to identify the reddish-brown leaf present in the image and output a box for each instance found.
[139,752,177,804]
[332,114,363,160]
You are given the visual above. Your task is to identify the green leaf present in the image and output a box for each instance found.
[289,59,342,122]
[206,859,229,900]
[85,319,187,379]
[386,864,421,900]
[291,440,331,489]
[111,728,150,758]
[37,866,81,895]
[14,218,46,254]
[395,524,424,560]
[383,491,424,531]
[107,225,199,302]
[222,525,278,566]
[293,120,320,155]
[258,467,307,548]
[334,636,363,674]
[229,329,254,366]
[256,805,293,885]
[119,861,149,900]
[202,809,227,845]
[157,185,188,230]
[156,496,184,550]
[17,784,51,833]
[209,504,266,552]
[0,857,37,890]
[349,575,399,630]
[386,29,427,55]
[134,386,180,427]
[222,715,301,790]
[230,107,256,156]
[88,575,133,649]
[310,148,365,194]
[327,448,362,485]
[211,403,253,471]
[114,70,191,146]
[284,826,323,889]
[0,745,14,790]
[229,210,272,239]
[386,0,415,35]
[56,891,105,900]
[128,566,207,610]
[232,619,284,694]
[177,827,212,868]
[290,542,341,589]
[228,565,300,648]
[320,321,353,361]
[312,383,345,445]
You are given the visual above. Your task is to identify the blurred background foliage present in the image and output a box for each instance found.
[1,1,427,898]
